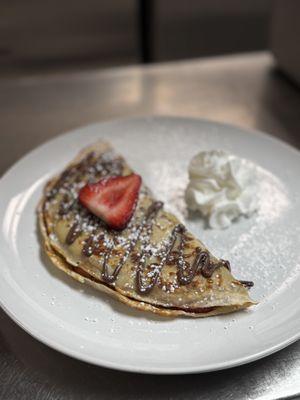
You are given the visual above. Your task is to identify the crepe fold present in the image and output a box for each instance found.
[38,141,256,317]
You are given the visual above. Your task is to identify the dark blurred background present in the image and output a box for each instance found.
[0,0,274,74]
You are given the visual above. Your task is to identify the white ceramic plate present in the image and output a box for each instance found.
[0,116,300,374]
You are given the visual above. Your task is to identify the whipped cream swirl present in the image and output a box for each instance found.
[185,150,258,229]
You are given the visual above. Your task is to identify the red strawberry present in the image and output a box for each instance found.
[79,174,142,230]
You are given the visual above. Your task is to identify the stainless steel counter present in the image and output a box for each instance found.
[1,52,300,399]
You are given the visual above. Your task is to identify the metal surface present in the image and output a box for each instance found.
[0,52,300,399]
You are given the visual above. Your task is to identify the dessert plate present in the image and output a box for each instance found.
[0,116,299,374]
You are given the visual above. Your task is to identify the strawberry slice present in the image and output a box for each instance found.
[79,174,142,230]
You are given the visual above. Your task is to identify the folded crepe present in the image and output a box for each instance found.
[38,141,256,317]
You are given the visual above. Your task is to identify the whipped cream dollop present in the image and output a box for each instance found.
[185,150,258,229]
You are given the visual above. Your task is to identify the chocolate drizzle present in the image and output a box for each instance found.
[47,152,96,201]
[47,151,123,213]
[64,200,232,294]
[65,222,81,245]
[239,280,254,289]
[136,202,164,293]
[49,149,252,296]
[82,234,96,257]
[135,223,230,293]
[101,201,163,285]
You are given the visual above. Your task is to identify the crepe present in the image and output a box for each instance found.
[38,141,256,317]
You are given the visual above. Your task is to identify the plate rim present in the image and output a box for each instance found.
[0,115,299,374]
[1,296,300,375]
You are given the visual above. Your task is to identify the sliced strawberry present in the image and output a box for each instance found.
[79,174,142,230]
